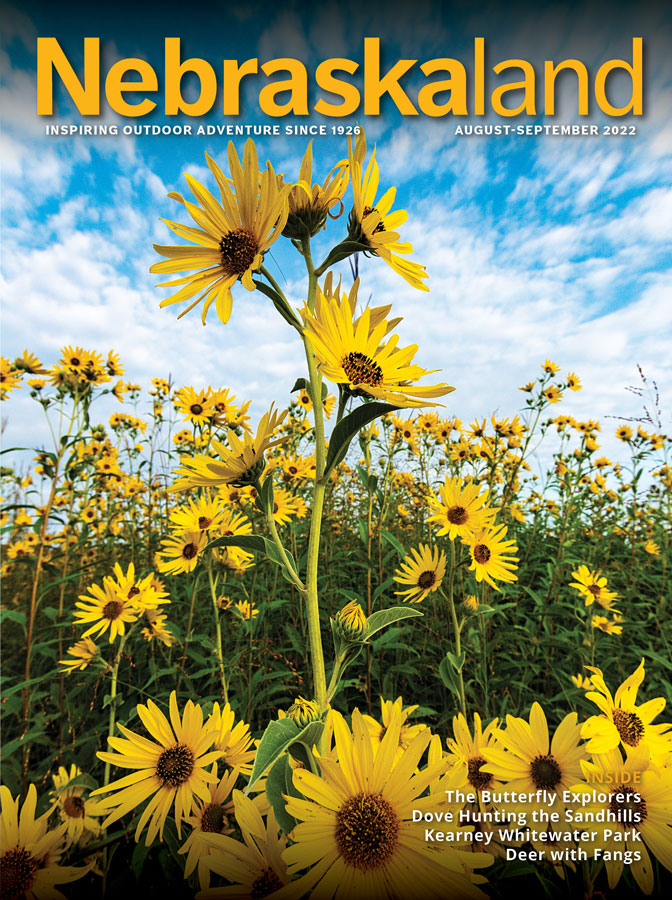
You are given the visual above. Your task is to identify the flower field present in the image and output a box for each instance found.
[1,133,671,899]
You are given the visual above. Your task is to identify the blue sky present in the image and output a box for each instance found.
[1,0,671,468]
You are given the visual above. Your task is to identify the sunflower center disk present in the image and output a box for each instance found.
[198,516,212,530]
[609,786,647,823]
[342,352,384,387]
[219,229,258,277]
[156,743,195,787]
[102,600,124,621]
[190,404,204,416]
[182,542,198,560]
[530,754,562,790]
[0,847,38,900]
[250,867,283,899]
[467,755,493,791]
[473,544,491,564]
[446,505,469,525]
[587,584,601,596]
[362,205,386,235]
[63,795,86,818]
[417,570,436,590]
[335,792,400,871]
[200,802,228,833]
[612,709,644,747]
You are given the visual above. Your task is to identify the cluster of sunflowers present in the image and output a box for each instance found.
[3,660,671,898]
[2,132,671,899]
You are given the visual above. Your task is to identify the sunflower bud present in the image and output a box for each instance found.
[463,594,479,612]
[286,696,319,728]
[335,600,368,640]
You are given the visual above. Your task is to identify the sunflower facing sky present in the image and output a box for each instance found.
[151,140,291,324]
[394,543,446,603]
[303,290,454,408]
[347,131,430,292]
[93,692,221,845]
[569,565,620,610]
[73,577,140,643]
[282,707,492,899]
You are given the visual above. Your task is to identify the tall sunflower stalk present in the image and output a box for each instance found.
[151,131,454,763]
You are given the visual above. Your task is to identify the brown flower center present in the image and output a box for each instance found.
[467,755,493,791]
[182,542,198,560]
[127,586,140,599]
[155,743,195,787]
[335,792,400,871]
[219,228,258,276]
[446,505,468,525]
[198,516,212,530]
[63,795,86,818]
[530,754,562,790]
[473,544,491,564]
[342,352,383,387]
[362,205,386,234]
[0,847,38,900]
[190,403,203,416]
[200,802,228,833]
[612,709,644,747]
[587,584,602,596]
[608,786,647,824]
[417,570,436,590]
[250,867,283,898]
[102,600,124,620]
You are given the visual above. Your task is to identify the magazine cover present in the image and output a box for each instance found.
[1,0,671,897]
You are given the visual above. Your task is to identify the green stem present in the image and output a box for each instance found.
[446,540,467,717]
[207,568,228,702]
[300,234,328,714]
[265,505,305,593]
[103,632,128,789]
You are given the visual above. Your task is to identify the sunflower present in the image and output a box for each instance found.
[172,406,287,490]
[427,477,495,541]
[1,357,22,399]
[543,386,563,404]
[361,697,427,763]
[282,707,492,899]
[463,524,519,591]
[542,359,560,374]
[157,530,208,575]
[279,139,349,238]
[591,614,624,635]
[59,637,99,673]
[197,792,291,899]
[569,747,672,894]
[644,539,660,556]
[206,702,256,772]
[0,784,89,899]
[170,492,229,534]
[482,703,587,819]
[303,292,453,408]
[109,561,169,611]
[394,543,446,603]
[445,713,505,806]
[73,577,139,643]
[347,131,429,292]
[179,765,239,889]
[151,141,290,325]
[142,610,175,646]
[93,691,220,844]
[334,600,368,640]
[566,372,582,391]
[569,565,620,610]
[174,386,216,425]
[50,765,106,846]
[270,487,301,525]
[616,425,633,441]
[234,599,258,621]
[14,350,47,375]
[580,660,672,758]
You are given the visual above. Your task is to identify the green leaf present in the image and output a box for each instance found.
[253,279,301,329]
[380,530,405,557]
[439,655,461,697]
[365,606,423,639]
[246,718,300,788]
[324,402,400,479]
[316,239,370,274]
[447,651,466,673]
[206,534,299,585]
[265,755,298,834]
[291,378,328,402]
